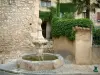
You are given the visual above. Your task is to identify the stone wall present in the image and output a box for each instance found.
[53,26,93,64]
[53,36,75,60]
[0,0,40,63]
[46,22,51,39]
[74,26,92,65]
[92,45,100,64]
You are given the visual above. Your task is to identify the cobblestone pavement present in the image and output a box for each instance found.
[0,60,100,75]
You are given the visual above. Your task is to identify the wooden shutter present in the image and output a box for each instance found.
[97,12,100,22]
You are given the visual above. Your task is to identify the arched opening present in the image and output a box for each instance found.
[41,21,47,38]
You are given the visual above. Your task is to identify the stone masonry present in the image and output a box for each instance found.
[74,26,92,65]
[0,0,40,63]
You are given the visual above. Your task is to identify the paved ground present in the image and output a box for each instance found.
[0,60,100,75]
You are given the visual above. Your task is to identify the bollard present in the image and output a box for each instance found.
[93,66,98,72]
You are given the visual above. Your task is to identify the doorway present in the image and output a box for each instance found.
[41,21,47,38]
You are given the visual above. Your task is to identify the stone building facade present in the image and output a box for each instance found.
[40,0,100,40]
[0,0,40,63]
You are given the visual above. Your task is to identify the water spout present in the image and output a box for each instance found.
[37,45,44,61]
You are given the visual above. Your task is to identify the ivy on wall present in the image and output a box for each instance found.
[52,18,93,41]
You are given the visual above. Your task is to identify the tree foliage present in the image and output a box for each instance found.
[71,0,100,18]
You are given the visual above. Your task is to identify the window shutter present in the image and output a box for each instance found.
[97,12,100,22]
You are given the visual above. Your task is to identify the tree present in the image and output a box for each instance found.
[57,0,60,17]
[71,0,100,19]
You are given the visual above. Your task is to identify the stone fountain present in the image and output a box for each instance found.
[0,18,64,72]
[16,19,64,71]
[0,0,64,72]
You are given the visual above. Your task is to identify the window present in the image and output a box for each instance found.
[41,1,46,7]
[40,0,51,7]
[46,1,51,7]
[97,12,100,22]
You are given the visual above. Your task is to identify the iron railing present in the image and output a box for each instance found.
[93,26,100,45]
[93,36,100,45]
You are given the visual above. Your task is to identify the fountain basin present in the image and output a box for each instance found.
[17,53,64,71]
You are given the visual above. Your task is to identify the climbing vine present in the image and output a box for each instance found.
[51,18,93,41]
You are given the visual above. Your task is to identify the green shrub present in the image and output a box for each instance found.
[52,18,93,41]
[49,7,57,22]
[62,12,74,19]
[93,28,100,45]
[39,7,57,21]
[39,11,50,21]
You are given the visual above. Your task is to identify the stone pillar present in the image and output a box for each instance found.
[46,22,51,39]
[74,26,92,65]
